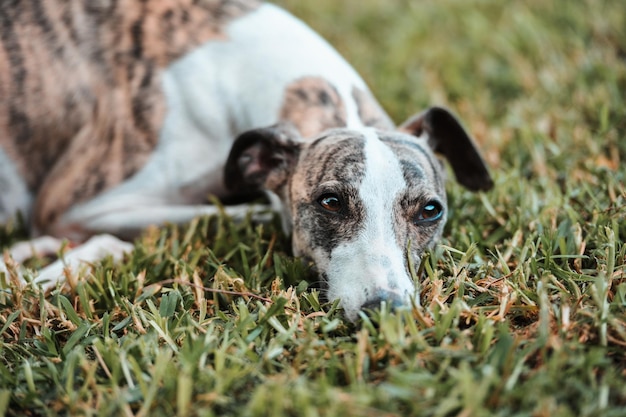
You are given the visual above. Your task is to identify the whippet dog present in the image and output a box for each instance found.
[0,0,493,321]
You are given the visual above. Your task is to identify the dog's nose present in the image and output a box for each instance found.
[361,292,405,314]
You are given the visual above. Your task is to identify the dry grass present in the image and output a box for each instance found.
[1,0,625,415]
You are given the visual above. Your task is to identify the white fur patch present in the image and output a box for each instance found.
[326,129,416,321]
[0,148,32,225]
[61,3,373,232]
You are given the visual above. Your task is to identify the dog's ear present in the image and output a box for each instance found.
[225,123,302,193]
[399,107,493,191]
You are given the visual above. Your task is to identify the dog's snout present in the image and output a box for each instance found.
[361,291,405,314]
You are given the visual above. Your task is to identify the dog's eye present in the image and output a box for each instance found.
[318,194,342,212]
[415,201,443,223]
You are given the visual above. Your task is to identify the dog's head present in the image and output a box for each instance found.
[225,107,493,321]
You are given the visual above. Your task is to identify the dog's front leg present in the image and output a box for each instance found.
[1,234,133,291]
[4,197,270,291]
[55,201,272,241]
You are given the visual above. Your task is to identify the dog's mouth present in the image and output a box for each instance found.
[309,269,416,322]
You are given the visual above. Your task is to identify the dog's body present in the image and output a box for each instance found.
[0,0,492,320]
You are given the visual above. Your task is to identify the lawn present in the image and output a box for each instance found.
[1,0,625,416]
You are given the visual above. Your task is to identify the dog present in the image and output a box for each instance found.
[0,0,493,321]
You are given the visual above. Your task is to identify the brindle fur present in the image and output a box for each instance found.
[0,0,260,234]
[289,131,447,277]
[289,133,367,258]
[279,77,347,138]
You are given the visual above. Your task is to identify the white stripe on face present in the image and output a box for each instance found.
[326,128,417,321]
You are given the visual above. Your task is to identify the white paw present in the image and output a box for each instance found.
[79,234,135,261]
[1,234,135,291]
[8,236,63,263]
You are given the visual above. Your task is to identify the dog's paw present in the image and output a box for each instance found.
[22,234,135,291]
[77,234,135,261]
[8,236,64,263]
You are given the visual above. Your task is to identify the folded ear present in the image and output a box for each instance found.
[224,123,302,194]
[399,107,494,191]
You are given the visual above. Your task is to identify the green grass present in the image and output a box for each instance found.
[1,0,625,415]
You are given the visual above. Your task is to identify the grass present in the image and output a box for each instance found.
[1,0,625,415]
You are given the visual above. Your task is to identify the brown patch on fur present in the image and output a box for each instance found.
[351,86,394,130]
[288,133,367,257]
[279,77,347,138]
[0,0,260,234]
